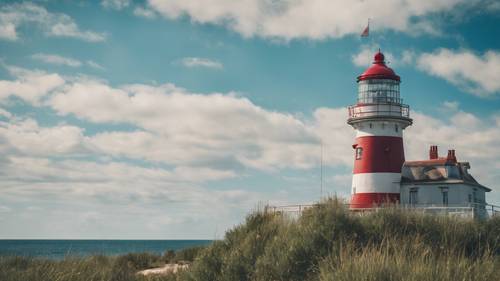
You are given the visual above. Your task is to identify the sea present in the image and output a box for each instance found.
[0,240,212,259]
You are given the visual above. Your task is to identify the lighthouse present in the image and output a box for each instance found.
[348,51,412,208]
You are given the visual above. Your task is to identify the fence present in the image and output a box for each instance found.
[269,202,500,219]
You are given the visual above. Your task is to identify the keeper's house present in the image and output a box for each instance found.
[400,146,491,217]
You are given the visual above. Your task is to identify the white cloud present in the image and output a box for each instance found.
[0,22,16,40]
[179,57,223,69]
[442,100,460,111]
[0,157,235,185]
[0,66,65,105]
[50,80,320,170]
[147,0,471,40]
[0,108,12,119]
[31,54,104,70]
[133,6,157,19]
[417,49,500,96]
[312,108,355,167]
[101,0,131,10]
[32,53,82,67]
[0,118,87,157]
[0,3,106,42]
[86,60,105,70]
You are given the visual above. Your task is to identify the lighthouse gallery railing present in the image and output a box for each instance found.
[348,103,410,119]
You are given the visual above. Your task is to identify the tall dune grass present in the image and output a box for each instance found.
[184,198,500,281]
[1,198,499,281]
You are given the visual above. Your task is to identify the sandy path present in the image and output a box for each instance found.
[137,263,189,276]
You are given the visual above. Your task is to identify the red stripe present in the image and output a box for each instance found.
[353,136,405,174]
[350,193,400,209]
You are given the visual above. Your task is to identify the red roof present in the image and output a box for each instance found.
[357,51,400,82]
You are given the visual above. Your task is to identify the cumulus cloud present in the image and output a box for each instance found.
[417,49,500,96]
[0,118,88,157]
[179,57,223,69]
[0,3,106,42]
[32,53,82,67]
[147,0,472,40]
[50,80,320,170]
[0,65,65,105]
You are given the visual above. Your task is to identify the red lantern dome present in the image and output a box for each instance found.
[357,51,400,82]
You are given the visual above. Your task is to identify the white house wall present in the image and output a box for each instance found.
[400,183,485,206]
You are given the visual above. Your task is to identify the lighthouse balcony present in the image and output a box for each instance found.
[348,103,411,124]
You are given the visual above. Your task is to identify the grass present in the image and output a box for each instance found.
[0,247,202,281]
[2,198,500,281]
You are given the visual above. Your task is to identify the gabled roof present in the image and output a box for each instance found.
[401,161,491,192]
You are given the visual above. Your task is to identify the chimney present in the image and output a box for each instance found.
[446,149,457,163]
[429,145,438,159]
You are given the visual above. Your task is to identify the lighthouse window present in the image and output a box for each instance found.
[355,147,363,160]
[358,79,401,104]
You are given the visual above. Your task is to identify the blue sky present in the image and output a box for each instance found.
[0,0,499,239]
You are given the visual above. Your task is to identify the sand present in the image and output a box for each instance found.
[137,263,189,276]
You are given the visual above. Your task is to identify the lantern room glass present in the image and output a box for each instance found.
[357,79,401,104]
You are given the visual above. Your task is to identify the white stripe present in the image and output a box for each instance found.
[354,121,404,137]
[351,173,401,194]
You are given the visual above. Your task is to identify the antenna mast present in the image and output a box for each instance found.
[320,139,323,199]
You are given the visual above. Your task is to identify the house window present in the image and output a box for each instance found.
[441,187,448,206]
[395,124,398,132]
[473,189,478,203]
[468,194,472,203]
[355,147,363,160]
[409,188,418,206]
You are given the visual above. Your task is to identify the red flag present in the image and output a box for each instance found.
[360,23,369,37]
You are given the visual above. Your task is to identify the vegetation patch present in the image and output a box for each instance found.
[1,198,499,281]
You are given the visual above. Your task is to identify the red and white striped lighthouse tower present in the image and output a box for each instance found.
[348,51,412,208]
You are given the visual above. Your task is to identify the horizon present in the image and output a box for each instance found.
[0,0,499,239]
